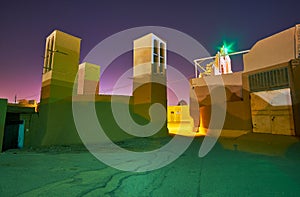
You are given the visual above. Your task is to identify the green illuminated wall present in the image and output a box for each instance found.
[0,99,8,152]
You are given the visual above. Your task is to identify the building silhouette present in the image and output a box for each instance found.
[1,25,300,151]
[132,33,167,120]
[28,31,168,147]
[41,30,81,103]
[190,24,300,136]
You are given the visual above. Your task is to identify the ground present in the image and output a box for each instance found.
[1,133,300,196]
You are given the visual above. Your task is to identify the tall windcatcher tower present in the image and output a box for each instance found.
[36,30,81,146]
[132,33,167,123]
[41,30,81,103]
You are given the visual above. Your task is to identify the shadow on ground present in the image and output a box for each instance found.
[0,133,300,196]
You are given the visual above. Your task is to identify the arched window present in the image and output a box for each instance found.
[160,43,165,73]
[44,36,54,73]
[48,36,54,71]
[153,39,159,73]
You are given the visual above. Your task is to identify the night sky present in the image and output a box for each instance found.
[0,0,300,104]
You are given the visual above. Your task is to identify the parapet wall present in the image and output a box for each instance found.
[243,26,297,72]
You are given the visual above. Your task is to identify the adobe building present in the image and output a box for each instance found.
[0,99,7,152]
[77,62,100,95]
[190,24,300,136]
[0,99,37,152]
[31,30,82,146]
[167,101,196,136]
[190,72,252,136]
[243,24,300,136]
[3,25,299,151]
[133,33,167,119]
[18,30,169,148]
[132,33,168,136]
[41,30,81,103]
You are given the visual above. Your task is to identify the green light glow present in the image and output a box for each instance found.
[218,41,234,55]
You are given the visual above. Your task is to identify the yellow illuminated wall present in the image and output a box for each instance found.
[167,105,200,136]
[36,30,82,146]
[77,62,100,95]
[0,99,8,152]
[133,34,167,120]
[243,24,299,72]
[41,30,81,103]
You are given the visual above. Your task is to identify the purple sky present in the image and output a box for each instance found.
[0,0,300,104]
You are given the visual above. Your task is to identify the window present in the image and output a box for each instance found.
[44,36,54,74]
[160,43,165,73]
[249,67,289,92]
[43,40,50,73]
[48,37,54,71]
[297,25,300,58]
[153,39,159,73]
[152,39,166,74]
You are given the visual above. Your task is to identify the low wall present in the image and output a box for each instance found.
[0,99,8,152]
[199,101,252,131]
[29,95,168,147]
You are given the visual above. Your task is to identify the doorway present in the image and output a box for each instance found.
[2,113,24,151]
[250,88,295,135]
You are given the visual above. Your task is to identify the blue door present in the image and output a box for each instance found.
[18,120,24,148]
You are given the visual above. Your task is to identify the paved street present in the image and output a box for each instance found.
[1,133,300,196]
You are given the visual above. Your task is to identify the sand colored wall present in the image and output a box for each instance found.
[190,72,244,105]
[0,99,8,152]
[134,34,154,76]
[242,59,300,136]
[43,30,81,78]
[41,30,81,103]
[167,105,194,135]
[133,33,166,76]
[190,72,252,131]
[35,30,83,146]
[30,97,124,146]
[133,74,167,103]
[132,34,167,130]
[77,62,100,95]
[133,75,153,105]
[32,31,169,147]
[167,105,191,122]
[199,101,252,131]
[133,75,167,121]
[289,59,300,135]
[29,94,168,147]
[41,78,75,102]
[250,89,295,135]
[191,71,243,87]
[28,100,80,146]
[243,26,296,73]
[230,24,299,136]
